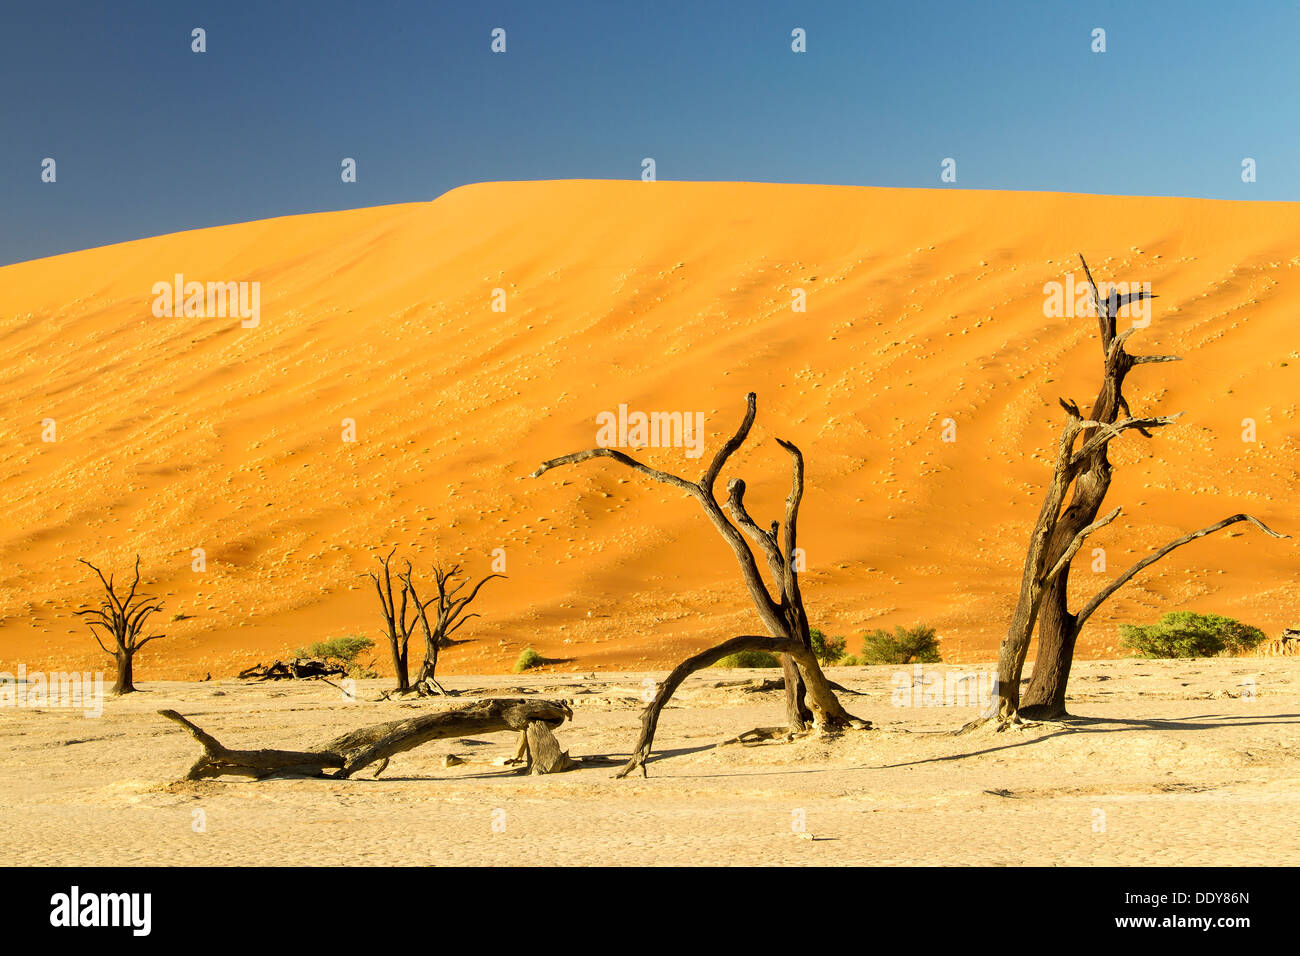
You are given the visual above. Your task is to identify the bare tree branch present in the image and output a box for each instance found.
[1076,514,1289,627]
[1071,413,1182,464]
[531,447,695,493]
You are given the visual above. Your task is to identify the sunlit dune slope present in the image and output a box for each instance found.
[1,180,1296,678]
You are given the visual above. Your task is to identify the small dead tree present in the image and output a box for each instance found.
[402,563,503,695]
[365,548,418,693]
[985,255,1286,726]
[532,392,867,777]
[74,555,165,695]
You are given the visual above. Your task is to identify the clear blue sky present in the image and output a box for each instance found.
[3,0,1298,266]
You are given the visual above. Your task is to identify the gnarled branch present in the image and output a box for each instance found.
[1077,514,1289,627]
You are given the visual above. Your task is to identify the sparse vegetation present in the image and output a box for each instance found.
[514,647,544,672]
[861,624,942,664]
[295,634,373,662]
[810,628,847,665]
[1120,611,1268,659]
[714,649,781,668]
[293,634,377,677]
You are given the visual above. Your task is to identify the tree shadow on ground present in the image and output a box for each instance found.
[874,711,1300,771]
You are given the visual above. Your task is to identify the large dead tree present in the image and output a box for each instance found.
[365,549,418,693]
[74,555,165,695]
[158,698,573,779]
[987,255,1286,725]
[402,564,503,696]
[532,392,867,777]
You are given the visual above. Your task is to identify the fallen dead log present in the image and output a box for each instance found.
[237,658,346,681]
[158,698,574,780]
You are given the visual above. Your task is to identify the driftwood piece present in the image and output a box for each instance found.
[158,698,574,780]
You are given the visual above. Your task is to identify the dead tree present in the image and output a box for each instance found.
[532,392,867,777]
[237,659,346,681]
[74,556,165,695]
[402,564,503,696]
[986,255,1286,726]
[365,549,418,693]
[158,698,573,779]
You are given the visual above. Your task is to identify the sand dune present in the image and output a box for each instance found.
[1,181,1296,679]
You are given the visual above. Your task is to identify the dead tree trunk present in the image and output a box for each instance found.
[365,549,417,693]
[74,555,165,695]
[158,698,573,780]
[1021,514,1286,718]
[533,392,867,777]
[985,255,1285,726]
[403,564,503,696]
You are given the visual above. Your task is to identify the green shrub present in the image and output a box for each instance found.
[810,628,847,665]
[1120,611,1267,658]
[860,624,942,664]
[714,649,782,668]
[513,647,544,672]
[295,634,374,663]
[294,634,377,678]
[839,654,860,666]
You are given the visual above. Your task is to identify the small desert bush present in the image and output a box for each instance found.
[810,628,847,665]
[1120,611,1268,659]
[294,634,377,677]
[295,634,374,662]
[714,649,781,668]
[860,624,942,664]
[513,647,544,672]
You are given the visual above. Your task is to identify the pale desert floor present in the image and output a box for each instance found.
[2,657,1298,866]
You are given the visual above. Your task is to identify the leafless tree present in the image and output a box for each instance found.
[985,255,1286,726]
[402,563,503,695]
[364,548,418,693]
[533,392,867,777]
[75,555,165,695]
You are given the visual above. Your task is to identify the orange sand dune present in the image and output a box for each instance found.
[1,181,1296,679]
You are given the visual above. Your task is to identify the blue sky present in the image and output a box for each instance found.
[3,0,1299,265]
